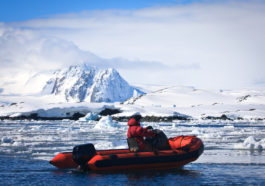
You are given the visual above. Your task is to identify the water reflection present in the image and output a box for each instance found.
[72,167,204,184]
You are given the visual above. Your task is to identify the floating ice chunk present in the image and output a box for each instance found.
[234,136,265,150]
[203,132,221,139]
[94,141,114,150]
[244,136,257,145]
[93,116,118,129]
[224,125,234,129]
[94,141,127,150]
[191,129,204,135]
[1,136,14,144]
[79,112,98,121]
[12,141,24,146]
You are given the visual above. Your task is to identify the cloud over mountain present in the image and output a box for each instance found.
[1,1,265,89]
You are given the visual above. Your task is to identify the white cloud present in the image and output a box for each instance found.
[1,1,265,90]
[0,25,169,93]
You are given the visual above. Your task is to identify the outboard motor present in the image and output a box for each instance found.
[72,143,96,165]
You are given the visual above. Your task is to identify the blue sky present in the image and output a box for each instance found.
[0,0,203,22]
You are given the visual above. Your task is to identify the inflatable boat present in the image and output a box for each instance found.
[50,135,204,171]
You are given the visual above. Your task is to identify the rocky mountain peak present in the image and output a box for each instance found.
[42,64,143,102]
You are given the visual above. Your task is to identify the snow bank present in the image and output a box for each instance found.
[234,136,265,150]
[1,85,265,120]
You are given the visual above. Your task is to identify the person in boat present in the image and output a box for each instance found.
[127,114,156,152]
[127,114,171,152]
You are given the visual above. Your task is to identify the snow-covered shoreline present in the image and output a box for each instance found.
[1,85,265,121]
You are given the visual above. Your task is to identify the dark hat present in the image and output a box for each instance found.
[131,114,142,122]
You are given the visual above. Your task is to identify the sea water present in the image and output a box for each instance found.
[0,120,265,185]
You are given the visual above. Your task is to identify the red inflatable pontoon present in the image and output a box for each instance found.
[50,136,204,171]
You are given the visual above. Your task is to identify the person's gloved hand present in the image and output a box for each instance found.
[146,126,153,130]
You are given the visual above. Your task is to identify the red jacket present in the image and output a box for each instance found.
[127,118,155,150]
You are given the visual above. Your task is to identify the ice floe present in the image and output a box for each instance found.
[93,116,119,130]
[1,136,14,144]
[234,136,265,151]
[0,119,265,163]
[79,112,98,121]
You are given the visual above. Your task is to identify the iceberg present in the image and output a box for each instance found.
[234,136,265,151]
[79,112,98,121]
[1,136,14,144]
[93,116,118,129]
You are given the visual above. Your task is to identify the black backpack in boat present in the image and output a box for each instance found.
[152,129,171,150]
[72,143,96,165]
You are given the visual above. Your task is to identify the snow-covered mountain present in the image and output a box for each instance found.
[0,65,264,121]
[42,64,143,102]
